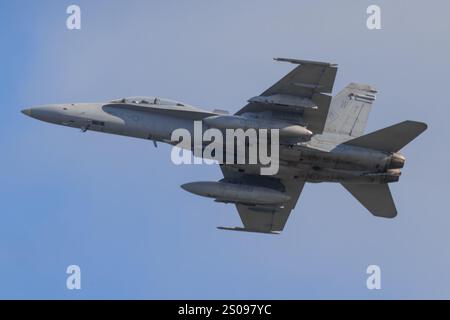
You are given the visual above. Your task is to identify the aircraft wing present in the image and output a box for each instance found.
[236,58,338,134]
[218,165,305,234]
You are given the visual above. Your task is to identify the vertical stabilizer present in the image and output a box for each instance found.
[324,83,377,138]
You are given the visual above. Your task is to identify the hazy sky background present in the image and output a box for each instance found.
[0,0,449,299]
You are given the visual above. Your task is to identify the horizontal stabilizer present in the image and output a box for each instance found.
[342,183,397,218]
[343,121,427,152]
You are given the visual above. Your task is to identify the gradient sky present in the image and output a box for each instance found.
[1,0,449,299]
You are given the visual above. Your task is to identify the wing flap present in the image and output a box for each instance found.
[217,226,280,235]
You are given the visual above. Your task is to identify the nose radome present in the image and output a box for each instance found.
[20,104,62,123]
[21,108,32,116]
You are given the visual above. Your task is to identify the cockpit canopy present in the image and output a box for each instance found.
[110,96,186,107]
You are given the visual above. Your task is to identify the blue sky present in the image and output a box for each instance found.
[0,0,449,299]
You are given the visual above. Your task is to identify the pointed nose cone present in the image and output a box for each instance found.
[21,108,32,117]
[20,105,62,124]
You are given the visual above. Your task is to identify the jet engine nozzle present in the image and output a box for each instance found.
[389,153,406,169]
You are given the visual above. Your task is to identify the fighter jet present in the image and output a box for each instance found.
[22,58,427,234]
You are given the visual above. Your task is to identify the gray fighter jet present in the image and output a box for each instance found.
[22,58,427,234]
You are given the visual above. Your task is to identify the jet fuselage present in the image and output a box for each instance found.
[22,101,403,185]
[21,58,428,231]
